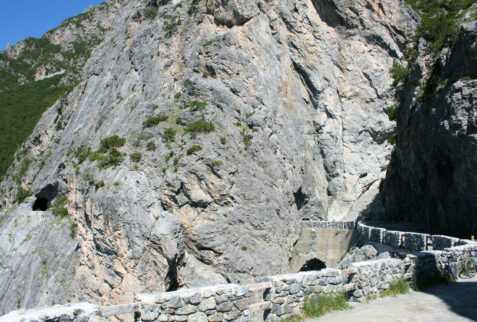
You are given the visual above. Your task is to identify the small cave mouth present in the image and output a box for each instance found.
[300,258,326,272]
[32,198,49,211]
[294,187,309,211]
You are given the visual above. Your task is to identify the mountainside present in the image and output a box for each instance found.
[0,0,420,314]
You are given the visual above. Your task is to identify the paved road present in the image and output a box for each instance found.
[307,276,477,322]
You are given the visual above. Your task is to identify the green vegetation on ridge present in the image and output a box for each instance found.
[0,6,105,182]
[405,0,475,52]
[0,76,77,181]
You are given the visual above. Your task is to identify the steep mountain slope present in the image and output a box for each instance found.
[0,0,416,314]
[0,1,120,182]
[367,2,477,237]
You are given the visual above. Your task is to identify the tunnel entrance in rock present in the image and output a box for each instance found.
[294,187,309,211]
[299,258,326,272]
[32,198,49,211]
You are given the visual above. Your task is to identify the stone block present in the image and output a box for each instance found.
[198,297,216,312]
[175,304,196,315]
[234,298,250,311]
[188,312,208,322]
[289,284,300,294]
[217,301,233,312]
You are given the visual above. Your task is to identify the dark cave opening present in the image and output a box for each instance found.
[294,187,309,211]
[299,258,326,272]
[32,198,49,211]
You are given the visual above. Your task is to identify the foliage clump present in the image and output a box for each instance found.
[90,135,126,169]
[184,120,215,135]
[181,101,207,110]
[15,188,32,204]
[130,152,142,163]
[390,60,407,87]
[405,0,475,52]
[187,145,202,155]
[146,141,156,151]
[51,195,68,218]
[387,106,397,121]
[143,114,168,128]
[162,128,177,142]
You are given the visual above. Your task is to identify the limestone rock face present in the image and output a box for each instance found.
[369,26,477,238]
[0,0,417,313]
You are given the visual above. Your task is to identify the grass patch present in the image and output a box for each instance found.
[380,279,410,297]
[283,294,351,321]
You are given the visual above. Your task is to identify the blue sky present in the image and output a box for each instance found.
[0,0,105,51]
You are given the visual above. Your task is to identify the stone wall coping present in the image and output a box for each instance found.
[0,303,100,322]
[247,282,272,292]
[136,283,249,304]
[267,268,340,282]
[350,258,402,268]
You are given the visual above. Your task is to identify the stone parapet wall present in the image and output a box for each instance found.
[356,222,476,252]
[3,221,476,321]
[135,258,412,322]
[299,220,355,230]
[357,222,477,284]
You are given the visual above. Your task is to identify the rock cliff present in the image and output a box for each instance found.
[367,2,477,238]
[0,0,418,314]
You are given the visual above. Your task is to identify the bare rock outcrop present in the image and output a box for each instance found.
[0,0,417,314]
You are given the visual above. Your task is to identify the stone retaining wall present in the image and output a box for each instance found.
[3,221,477,322]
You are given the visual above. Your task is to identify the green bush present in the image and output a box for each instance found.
[143,114,168,128]
[187,145,202,155]
[387,106,397,121]
[89,136,126,169]
[98,135,126,152]
[390,60,407,87]
[75,146,91,164]
[144,9,157,19]
[184,120,214,135]
[90,147,123,169]
[220,136,227,145]
[94,180,104,188]
[146,141,156,151]
[130,152,142,163]
[162,128,177,142]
